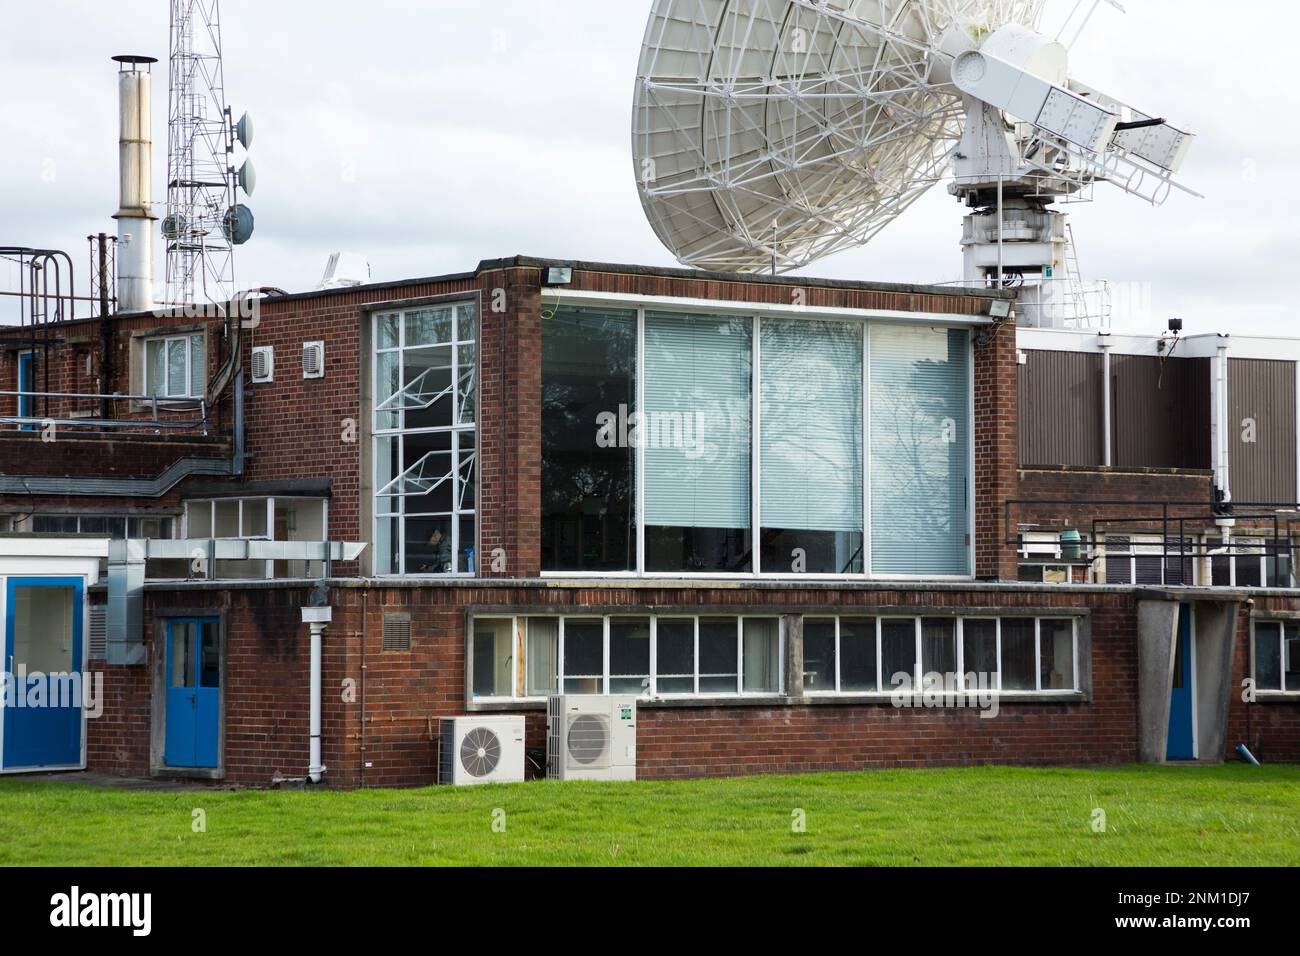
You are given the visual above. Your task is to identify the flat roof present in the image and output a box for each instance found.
[0,254,1012,334]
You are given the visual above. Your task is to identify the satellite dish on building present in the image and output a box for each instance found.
[316,252,371,290]
[632,0,1198,302]
[223,203,255,245]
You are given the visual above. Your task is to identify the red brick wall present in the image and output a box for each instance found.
[975,319,1020,580]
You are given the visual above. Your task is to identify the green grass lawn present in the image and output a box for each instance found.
[1,764,1297,866]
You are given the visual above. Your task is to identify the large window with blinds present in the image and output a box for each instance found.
[870,325,971,577]
[760,319,864,574]
[537,305,973,579]
[643,313,752,573]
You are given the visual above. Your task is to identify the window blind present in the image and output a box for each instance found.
[760,319,863,533]
[643,312,751,530]
[869,325,970,575]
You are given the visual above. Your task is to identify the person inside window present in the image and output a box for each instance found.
[418,527,453,574]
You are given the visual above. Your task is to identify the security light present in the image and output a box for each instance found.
[543,266,573,286]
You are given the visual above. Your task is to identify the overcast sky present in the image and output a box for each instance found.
[1,0,1296,335]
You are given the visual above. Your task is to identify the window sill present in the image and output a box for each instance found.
[1253,691,1300,704]
[467,690,1089,711]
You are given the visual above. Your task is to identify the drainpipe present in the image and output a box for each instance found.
[1212,337,1233,527]
[1099,333,1112,467]
[301,605,332,783]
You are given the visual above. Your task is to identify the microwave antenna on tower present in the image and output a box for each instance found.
[164,0,256,308]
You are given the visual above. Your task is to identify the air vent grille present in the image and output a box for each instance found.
[382,614,411,652]
[251,345,274,383]
[302,341,325,379]
[88,605,108,661]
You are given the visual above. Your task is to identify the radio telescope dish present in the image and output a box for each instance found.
[633,0,1196,281]
[634,0,1048,273]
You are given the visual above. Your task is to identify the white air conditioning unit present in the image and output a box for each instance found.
[250,345,274,383]
[437,715,525,786]
[547,695,636,781]
[302,341,325,379]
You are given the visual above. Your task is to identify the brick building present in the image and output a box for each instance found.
[0,256,1297,785]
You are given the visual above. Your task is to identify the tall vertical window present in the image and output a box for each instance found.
[145,333,206,399]
[760,319,864,573]
[373,301,477,575]
[644,312,752,573]
[870,325,970,576]
[541,306,637,571]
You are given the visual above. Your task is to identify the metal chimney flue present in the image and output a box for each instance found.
[112,55,159,314]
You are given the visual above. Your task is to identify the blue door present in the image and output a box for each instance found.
[1167,603,1195,760]
[164,618,221,768]
[3,577,84,769]
[17,351,35,430]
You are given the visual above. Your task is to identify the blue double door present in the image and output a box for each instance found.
[164,619,221,768]
[1167,603,1196,761]
[3,577,84,770]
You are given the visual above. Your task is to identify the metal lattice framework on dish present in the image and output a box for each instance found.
[633,0,1050,273]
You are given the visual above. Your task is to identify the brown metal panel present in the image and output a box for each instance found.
[1229,358,1297,505]
[1017,350,1103,466]
[1111,355,1211,469]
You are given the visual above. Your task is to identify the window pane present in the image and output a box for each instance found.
[1001,619,1036,691]
[760,319,863,573]
[403,348,453,430]
[376,312,400,349]
[403,431,453,514]
[458,515,475,574]
[457,343,477,425]
[472,619,513,697]
[963,619,998,691]
[880,619,916,691]
[870,325,970,576]
[457,301,478,343]
[190,334,206,397]
[541,306,636,572]
[644,313,752,573]
[1135,555,1163,586]
[375,351,401,430]
[12,585,75,674]
[563,619,604,694]
[698,617,738,694]
[609,617,650,695]
[1286,625,1300,693]
[1254,623,1282,691]
[803,618,836,692]
[167,338,187,397]
[839,617,878,692]
[199,621,220,689]
[186,501,212,538]
[1236,541,1263,588]
[1209,537,1232,586]
[921,618,957,687]
[1040,619,1075,690]
[742,618,780,694]
[407,516,452,574]
[526,618,558,697]
[405,307,452,347]
[242,499,268,538]
[146,339,165,395]
[213,500,239,537]
[169,621,195,688]
[656,619,694,694]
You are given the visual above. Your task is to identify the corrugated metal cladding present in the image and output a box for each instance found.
[1018,351,1210,468]
[1229,358,1297,505]
[1018,350,1103,465]
[1111,354,1210,469]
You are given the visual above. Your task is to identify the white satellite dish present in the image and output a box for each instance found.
[633,0,1197,318]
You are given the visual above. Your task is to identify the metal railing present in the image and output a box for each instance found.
[0,390,208,433]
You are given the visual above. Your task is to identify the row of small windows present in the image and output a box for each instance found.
[470,614,1080,701]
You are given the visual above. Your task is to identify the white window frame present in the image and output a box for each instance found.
[371,301,478,578]
[470,613,784,703]
[1251,619,1300,695]
[1208,534,1291,589]
[543,301,977,583]
[182,497,328,578]
[144,332,205,400]
[801,614,1080,698]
